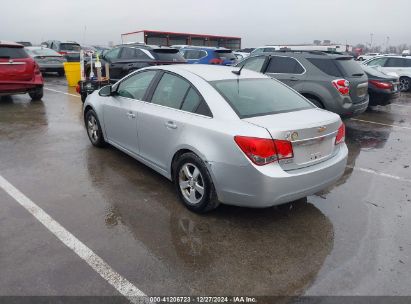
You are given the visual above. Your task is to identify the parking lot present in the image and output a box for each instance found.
[0,74,410,301]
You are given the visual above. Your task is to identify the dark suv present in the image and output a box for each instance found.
[87,45,186,82]
[41,40,81,62]
[236,51,369,117]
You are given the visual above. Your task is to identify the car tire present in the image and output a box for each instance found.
[399,77,410,92]
[174,152,219,213]
[307,97,324,109]
[29,87,43,101]
[85,109,106,147]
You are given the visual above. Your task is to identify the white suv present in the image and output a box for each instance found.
[362,56,411,91]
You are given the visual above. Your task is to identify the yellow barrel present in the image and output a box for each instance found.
[63,62,81,87]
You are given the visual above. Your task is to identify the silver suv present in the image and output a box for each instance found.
[236,51,369,117]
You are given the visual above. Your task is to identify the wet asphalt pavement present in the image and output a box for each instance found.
[0,74,410,299]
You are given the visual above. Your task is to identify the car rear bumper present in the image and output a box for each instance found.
[339,95,369,118]
[0,77,43,95]
[369,89,400,105]
[208,144,348,208]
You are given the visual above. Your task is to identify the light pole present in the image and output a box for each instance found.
[370,33,374,51]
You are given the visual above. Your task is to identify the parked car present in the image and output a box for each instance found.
[41,40,81,62]
[362,66,400,106]
[85,45,186,82]
[0,41,44,100]
[180,47,237,66]
[83,64,348,213]
[233,51,250,61]
[25,46,66,76]
[357,53,380,61]
[16,41,32,47]
[235,51,369,117]
[361,55,411,91]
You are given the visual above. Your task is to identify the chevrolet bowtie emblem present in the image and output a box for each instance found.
[317,126,327,133]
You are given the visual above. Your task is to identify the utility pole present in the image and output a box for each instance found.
[386,36,390,53]
[370,33,374,51]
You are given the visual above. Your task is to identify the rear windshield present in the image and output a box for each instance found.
[335,58,364,77]
[152,49,186,62]
[60,43,81,51]
[0,47,29,59]
[26,48,61,57]
[211,78,313,118]
[215,50,236,60]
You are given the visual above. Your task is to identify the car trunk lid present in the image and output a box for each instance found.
[244,108,342,170]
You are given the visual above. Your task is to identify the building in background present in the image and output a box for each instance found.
[121,29,241,50]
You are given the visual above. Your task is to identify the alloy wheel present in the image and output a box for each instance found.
[87,115,99,143]
[178,163,205,205]
[399,78,410,92]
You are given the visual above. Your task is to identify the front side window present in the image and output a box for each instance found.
[120,47,136,59]
[266,56,305,74]
[365,57,387,67]
[239,56,266,73]
[104,48,121,60]
[211,78,313,118]
[116,70,157,100]
[151,73,191,109]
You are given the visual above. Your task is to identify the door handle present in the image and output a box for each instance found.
[126,112,136,119]
[165,121,177,129]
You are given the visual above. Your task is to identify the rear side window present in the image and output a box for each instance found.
[152,49,185,62]
[307,58,342,77]
[181,88,201,112]
[151,73,191,109]
[60,43,81,51]
[211,78,313,118]
[266,56,305,74]
[385,58,407,67]
[0,47,29,59]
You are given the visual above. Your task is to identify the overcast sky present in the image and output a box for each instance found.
[1,0,410,48]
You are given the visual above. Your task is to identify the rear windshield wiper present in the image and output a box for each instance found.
[352,73,364,77]
[0,56,11,58]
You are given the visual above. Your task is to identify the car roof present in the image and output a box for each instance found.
[149,64,268,81]
[181,46,231,51]
[250,51,351,60]
[0,40,23,47]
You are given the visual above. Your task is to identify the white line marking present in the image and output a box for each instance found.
[347,165,411,183]
[44,87,80,98]
[0,174,145,303]
[350,118,411,130]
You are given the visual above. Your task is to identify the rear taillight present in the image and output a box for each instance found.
[75,84,81,94]
[369,80,393,89]
[335,123,345,145]
[234,136,293,166]
[58,51,67,55]
[209,58,223,65]
[34,62,41,75]
[332,79,350,96]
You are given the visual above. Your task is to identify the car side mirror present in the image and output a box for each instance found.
[99,85,113,97]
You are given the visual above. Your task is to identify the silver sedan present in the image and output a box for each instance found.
[83,65,348,213]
